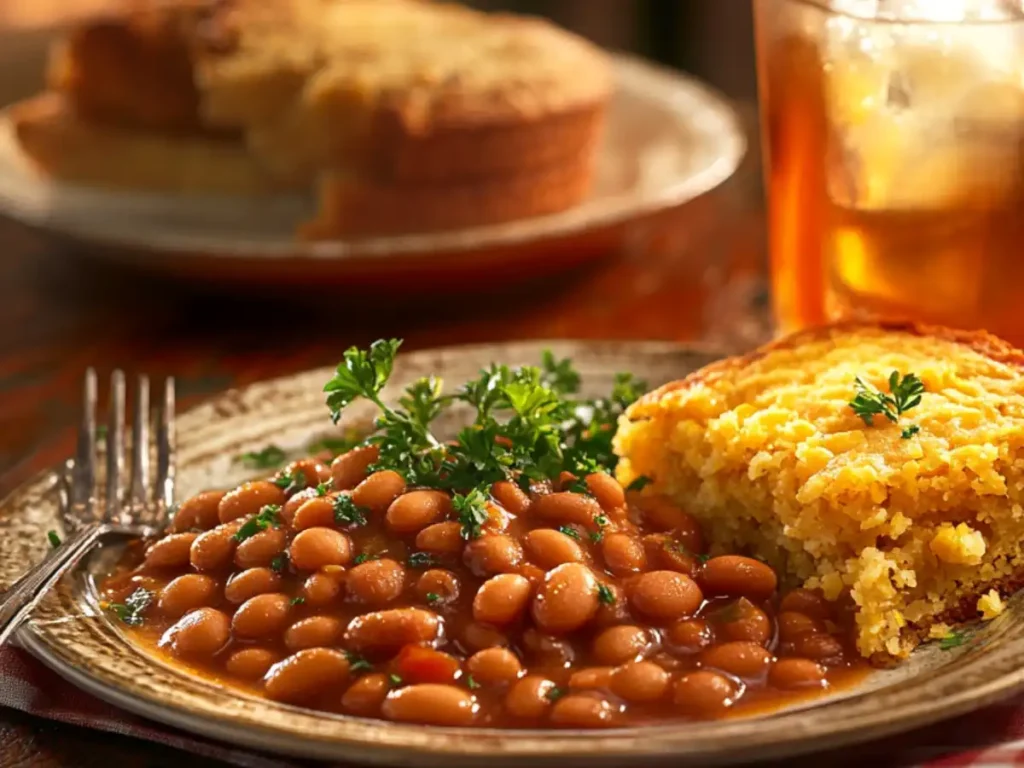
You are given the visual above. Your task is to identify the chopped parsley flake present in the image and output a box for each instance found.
[626,475,653,492]
[346,652,373,672]
[425,592,441,604]
[46,530,61,548]
[333,494,369,527]
[290,596,305,606]
[558,525,580,541]
[389,673,403,687]
[466,675,481,690]
[597,584,616,605]
[233,504,282,542]
[940,630,970,650]
[545,686,565,702]
[407,552,436,568]
[108,587,153,627]
[901,424,921,439]
[274,469,307,496]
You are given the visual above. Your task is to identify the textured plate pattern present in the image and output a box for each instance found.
[3,341,1024,766]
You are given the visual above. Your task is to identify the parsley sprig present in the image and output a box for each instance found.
[322,340,646,520]
[849,371,925,426]
[233,504,282,542]
[108,587,154,627]
[333,494,368,527]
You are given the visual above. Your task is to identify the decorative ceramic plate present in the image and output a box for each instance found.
[0,54,744,288]
[4,340,1024,766]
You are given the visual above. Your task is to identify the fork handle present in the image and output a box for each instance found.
[0,524,106,647]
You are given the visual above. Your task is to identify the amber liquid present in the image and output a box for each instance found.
[756,13,1024,345]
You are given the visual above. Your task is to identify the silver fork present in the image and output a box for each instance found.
[0,369,176,646]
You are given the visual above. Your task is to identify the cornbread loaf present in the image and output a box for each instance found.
[13,0,612,237]
[614,322,1024,661]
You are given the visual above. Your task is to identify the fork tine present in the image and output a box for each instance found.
[69,369,97,523]
[105,370,126,524]
[155,377,176,517]
[129,375,150,516]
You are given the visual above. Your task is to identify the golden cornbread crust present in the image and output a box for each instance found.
[615,322,1024,661]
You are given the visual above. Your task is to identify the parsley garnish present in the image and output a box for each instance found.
[233,504,281,542]
[108,587,153,627]
[46,530,61,548]
[353,553,378,565]
[290,596,305,606]
[626,475,652,492]
[589,530,604,543]
[466,675,481,690]
[591,514,609,542]
[407,552,436,568]
[425,592,441,604]
[597,584,616,605]
[346,652,373,672]
[545,686,565,701]
[850,371,925,426]
[902,424,920,439]
[453,488,490,540]
[333,494,368,527]
[270,553,288,573]
[558,525,580,541]
[238,444,287,469]
[940,630,969,650]
[389,673,403,687]
[274,469,306,496]
[315,479,333,496]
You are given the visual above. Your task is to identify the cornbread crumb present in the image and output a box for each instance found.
[928,623,953,639]
[615,322,1024,661]
[978,590,1005,621]
[930,523,986,566]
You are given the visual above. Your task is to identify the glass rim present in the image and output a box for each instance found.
[785,0,1024,25]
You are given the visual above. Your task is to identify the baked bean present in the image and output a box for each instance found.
[414,569,460,605]
[522,529,584,569]
[461,621,509,651]
[532,563,599,634]
[549,694,615,728]
[505,676,558,719]
[769,658,826,690]
[344,608,441,653]
[700,641,773,680]
[699,556,777,600]
[673,671,737,717]
[601,533,647,575]
[463,534,523,576]
[593,582,629,627]
[521,628,575,668]
[780,589,832,620]
[635,496,703,544]
[532,492,604,527]
[351,470,406,514]
[284,615,343,651]
[225,567,281,604]
[794,633,844,662]
[346,558,405,605]
[642,533,699,577]
[777,611,822,642]
[568,666,614,690]
[610,661,670,702]
[218,481,285,524]
[628,571,702,622]
[302,569,345,607]
[234,527,287,569]
[171,491,225,532]
[265,648,351,704]
[158,574,217,618]
[396,645,461,684]
[592,625,652,666]
[466,648,522,685]
[190,523,239,572]
[280,487,318,527]
[585,472,626,513]
[491,480,531,515]
[386,490,451,534]
[145,533,197,568]
[415,522,464,555]
[473,574,532,625]
[225,647,279,680]
[382,684,478,726]
[342,673,390,716]
[278,459,327,493]
[292,497,336,531]
[232,593,291,639]
[715,598,772,646]
[331,445,380,491]
[160,608,230,658]
[666,618,715,653]
[289,527,351,571]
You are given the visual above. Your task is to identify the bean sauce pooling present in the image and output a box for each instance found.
[98,342,865,727]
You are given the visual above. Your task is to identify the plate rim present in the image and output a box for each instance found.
[0,54,746,261]
[9,338,1024,766]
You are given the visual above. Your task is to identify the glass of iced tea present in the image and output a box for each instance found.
[755,0,1024,343]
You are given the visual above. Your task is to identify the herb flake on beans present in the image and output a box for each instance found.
[290,596,305,606]
[333,494,368,527]
[233,504,282,542]
[545,686,565,702]
[626,475,653,492]
[108,588,153,627]
[407,552,436,568]
[465,675,481,690]
[46,530,61,548]
[346,652,373,672]
[315,479,334,496]
[597,584,616,605]
[237,444,287,470]
[388,673,403,687]
[321,339,646,518]
[274,469,307,496]
[558,525,580,541]
[353,553,378,565]
[270,553,288,573]
[425,592,441,604]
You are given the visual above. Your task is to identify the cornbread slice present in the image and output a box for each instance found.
[614,323,1024,662]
